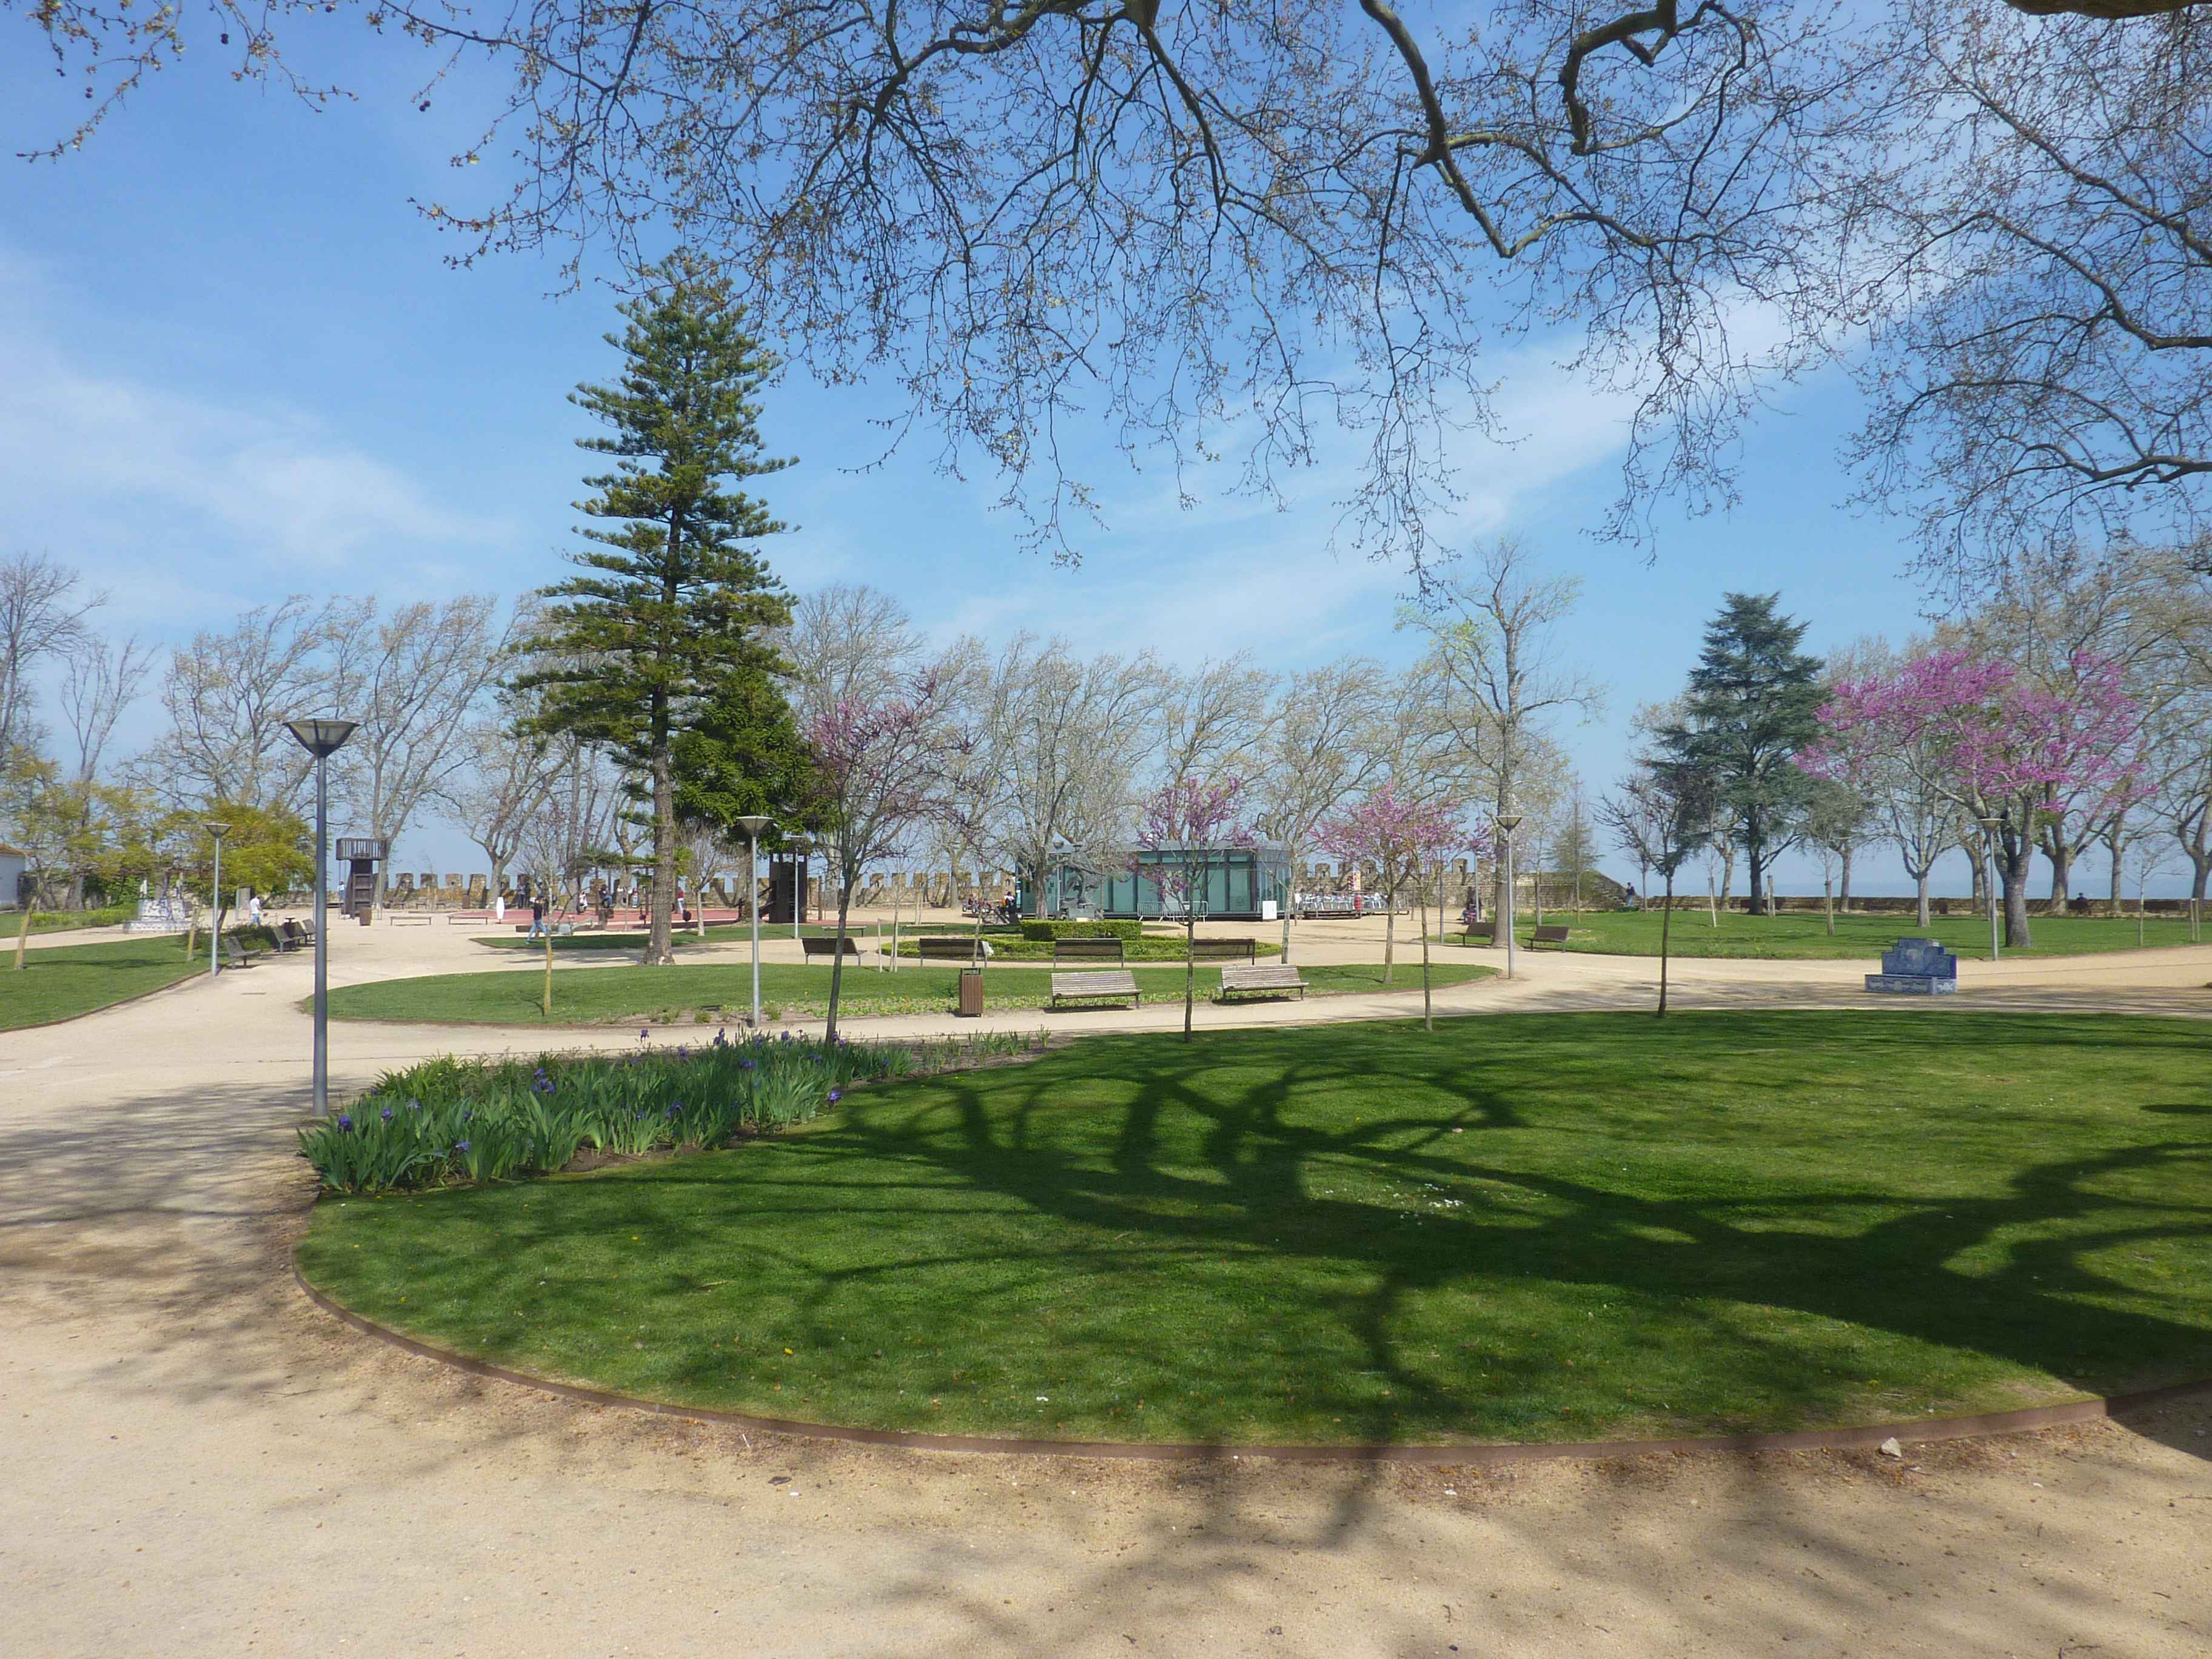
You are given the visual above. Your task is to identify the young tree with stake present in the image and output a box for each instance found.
[1600,764,1718,1017]
[1130,776,1257,1042]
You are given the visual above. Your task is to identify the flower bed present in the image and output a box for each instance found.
[297,1029,1048,1195]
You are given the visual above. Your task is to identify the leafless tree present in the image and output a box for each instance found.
[1156,655,1276,792]
[1250,658,1393,960]
[56,631,153,785]
[1401,537,1605,935]
[967,634,1164,915]
[0,552,106,764]
[132,596,357,813]
[337,595,507,887]
[449,712,563,897]
[785,583,925,722]
[1851,5,2212,591]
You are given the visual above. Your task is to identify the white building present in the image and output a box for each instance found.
[0,843,25,909]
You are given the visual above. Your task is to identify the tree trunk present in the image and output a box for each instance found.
[826,883,856,1044]
[1719,843,1737,910]
[1182,904,1196,1041]
[2046,838,2072,911]
[1657,872,1674,1018]
[1914,871,1931,929]
[542,929,554,1017]
[2106,828,2125,914]
[1382,896,1395,984]
[2001,834,2034,949]
[1745,826,1765,914]
[1838,846,1853,912]
[11,892,30,970]
[648,688,675,967]
[1420,861,1433,1031]
[1823,876,1834,935]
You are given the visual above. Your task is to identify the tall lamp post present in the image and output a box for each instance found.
[734,815,772,1028]
[1496,813,1524,981]
[286,718,357,1116]
[788,835,811,941]
[1976,813,2003,963]
[204,822,230,979]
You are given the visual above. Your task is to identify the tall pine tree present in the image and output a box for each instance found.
[1660,593,1824,913]
[515,252,796,965]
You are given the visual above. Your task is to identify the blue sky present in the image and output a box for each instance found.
[8,31,2127,897]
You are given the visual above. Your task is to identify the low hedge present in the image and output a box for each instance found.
[900,933,1281,962]
[1015,918,1147,943]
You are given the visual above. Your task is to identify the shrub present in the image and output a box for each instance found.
[296,1029,1052,1196]
[1015,919,1147,943]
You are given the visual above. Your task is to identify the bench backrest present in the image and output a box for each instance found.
[801,936,860,956]
[1532,925,1570,943]
[916,936,981,960]
[1461,921,1495,941]
[1188,937,1256,961]
[1051,969,1139,993]
[1053,937,1124,962]
[1221,964,1304,988]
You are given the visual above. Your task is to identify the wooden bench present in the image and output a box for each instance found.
[1530,925,1572,949]
[279,920,317,951]
[1048,969,1141,1010]
[1188,937,1257,963]
[1460,920,1495,943]
[1218,963,1308,1002]
[1053,936,1125,965]
[917,936,985,963]
[387,913,434,926]
[801,936,863,960]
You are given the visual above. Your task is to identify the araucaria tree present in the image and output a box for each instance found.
[515,253,795,966]
[804,674,969,1043]
[1660,594,1825,916]
[1812,649,2145,947]
[1131,776,1256,1042]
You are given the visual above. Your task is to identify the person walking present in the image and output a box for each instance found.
[528,893,546,940]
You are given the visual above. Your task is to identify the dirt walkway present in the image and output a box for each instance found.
[4,940,2210,1656]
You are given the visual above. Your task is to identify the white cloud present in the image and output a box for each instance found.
[0,269,514,594]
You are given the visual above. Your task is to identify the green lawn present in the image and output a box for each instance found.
[0,934,208,1028]
[1438,908,2206,961]
[324,960,1495,1025]
[296,1010,2212,1446]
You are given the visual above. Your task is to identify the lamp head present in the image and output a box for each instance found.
[286,717,358,759]
[204,821,231,842]
[733,815,773,839]
[1496,813,1524,833]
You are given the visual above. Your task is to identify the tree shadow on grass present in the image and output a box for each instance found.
[327,1011,2212,1458]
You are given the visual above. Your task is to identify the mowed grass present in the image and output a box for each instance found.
[297,1010,2212,1446]
[1441,908,2207,961]
[471,922,866,951]
[323,961,1494,1025]
[0,935,207,1028]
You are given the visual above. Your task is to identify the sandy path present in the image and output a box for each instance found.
[4,934,2210,1657]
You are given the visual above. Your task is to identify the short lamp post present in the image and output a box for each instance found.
[733,814,773,1028]
[204,821,230,980]
[286,717,358,1117]
[1976,812,2003,963]
[1496,813,1524,981]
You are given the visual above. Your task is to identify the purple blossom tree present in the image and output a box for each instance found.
[803,670,973,1041]
[1315,784,1469,999]
[1804,649,2145,948]
[1130,775,1256,1041]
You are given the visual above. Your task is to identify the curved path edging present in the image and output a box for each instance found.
[292,1259,2212,1466]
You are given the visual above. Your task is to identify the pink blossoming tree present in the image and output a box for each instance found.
[1131,774,1256,1041]
[804,671,973,1041]
[1316,785,1472,1016]
[1803,650,2144,948]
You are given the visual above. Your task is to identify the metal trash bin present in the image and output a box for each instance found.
[956,967,984,1019]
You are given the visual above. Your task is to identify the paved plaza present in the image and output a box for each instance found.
[4,919,2210,1656]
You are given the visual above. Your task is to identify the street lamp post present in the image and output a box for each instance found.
[789,836,811,942]
[204,822,230,979]
[1977,813,2003,962]
[1496,813,1524,981]
[734,815,772,1028]
[286,718,357,1116]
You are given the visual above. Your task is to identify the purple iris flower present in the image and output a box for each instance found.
[336,1114,354,1131]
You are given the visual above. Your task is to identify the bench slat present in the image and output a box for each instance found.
[1048,969,1141,1008]
[1219,964,1308,999]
